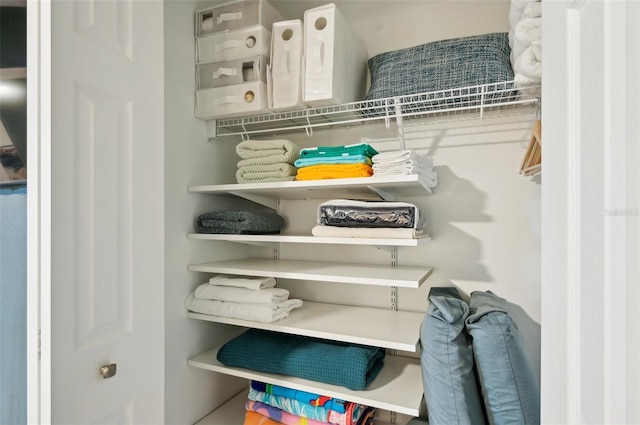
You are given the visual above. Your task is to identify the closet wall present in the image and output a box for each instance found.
[164,1,541,424]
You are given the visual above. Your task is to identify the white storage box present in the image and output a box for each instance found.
[196,81,270,120]
[268,19,307,111]
[196,0,283,37]
[303,3,368,107]
[198,55,268,90]
[196,24,272,64]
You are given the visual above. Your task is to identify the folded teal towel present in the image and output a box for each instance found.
[294,155,372,168]
[300,143,379,159]
[217,329,385,391]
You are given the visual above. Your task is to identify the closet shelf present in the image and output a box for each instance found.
[194,390,416,425]
[189,174,433,208]
[187,258,433,288]
[187,232,430,248]
[188,301,424,352]
[188,344,424,416]
[209,80,541,139]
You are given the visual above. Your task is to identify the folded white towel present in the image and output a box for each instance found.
[311,225,426,239]
[509,0,540,29]
[511,17,541,64]
[194,282,290,303]
[209,274,277,291]
[373,165,438,189]
[185,293,303,323]
[372,150,434,168]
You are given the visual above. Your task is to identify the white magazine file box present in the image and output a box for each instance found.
[197,25,271,64]
[303,3,368,107]
[198,55,269,90]
[267,19,307,111]
[196,81,270,120]
[196,0,283,37]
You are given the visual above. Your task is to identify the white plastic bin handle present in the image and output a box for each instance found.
[217,12,243,24]
[213,67,237,79]
[215,40,241,52]
[213,95,243,107]
[309,40,324,73]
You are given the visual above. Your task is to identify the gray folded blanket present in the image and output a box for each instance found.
[196,210,285,234]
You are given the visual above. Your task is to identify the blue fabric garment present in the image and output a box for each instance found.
[420,287,487,425]
[299,143,379,159]
[465,291,540,425]
[217,329,385,391]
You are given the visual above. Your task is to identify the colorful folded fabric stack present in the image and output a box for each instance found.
[184,275,303,323]
[243,381,375,425]
[236,139,302,183]
[294,143,378,180]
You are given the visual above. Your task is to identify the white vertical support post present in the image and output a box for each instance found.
[393,97,405,150]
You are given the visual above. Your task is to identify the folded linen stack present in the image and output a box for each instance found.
[371,149,438,194]
[294,143,378,180]
[244,381,375,425]
[312,199,426,240]
[236,139,302,183]
[508,0,542,86]
[217,328,386,391]
[196,210,285,235]
[184,275,303,323]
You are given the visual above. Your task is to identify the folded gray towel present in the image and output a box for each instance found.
[196,210,285,234]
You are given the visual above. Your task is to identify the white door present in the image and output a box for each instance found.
[28,0,165,423]
[541,1,640,424]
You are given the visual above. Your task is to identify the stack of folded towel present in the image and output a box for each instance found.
[196,210,285,234]
[244,381,375,425]
[236,139,302,183]
[371,149,438,194]
[294,143,378,180]
[184,275,303,323]
[311,199,426,240]
[508,0,542,86]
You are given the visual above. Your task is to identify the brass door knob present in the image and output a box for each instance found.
[100,363,117,379]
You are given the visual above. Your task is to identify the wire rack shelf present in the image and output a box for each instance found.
[209,80,541,140]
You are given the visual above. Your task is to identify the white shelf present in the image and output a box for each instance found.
[188,344,425,417]
[188,301,424,352]
[189,174,433,208]
[187,258,433,288]
[210,80,541,139]
[187,232,429,248]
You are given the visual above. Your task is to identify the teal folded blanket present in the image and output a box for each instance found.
[196,210,284,234]
[294,155,372,168]
[300,143,379,159]
[216,329,385,391]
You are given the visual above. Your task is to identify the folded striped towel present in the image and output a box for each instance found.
[236,139,301,163]
[194,282,290,303]
[236,162,298,184]
[294,155,372,168]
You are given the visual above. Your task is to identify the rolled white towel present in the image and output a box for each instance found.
[514,17,541,47]
[514,44,542,80]
[523,1,542,18]
[509,0,540,29]
[194,282,290,304]
[209,274,277,291]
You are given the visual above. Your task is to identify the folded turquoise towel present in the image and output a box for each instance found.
[293,155,372,168]
[300,143,379,159]
[217,329,385,391]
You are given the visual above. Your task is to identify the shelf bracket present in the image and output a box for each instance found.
[393,97,406,150]
[304,115,313,137]
[366,185,397,202]
[207,120,217,141]
[227,191,278,209]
